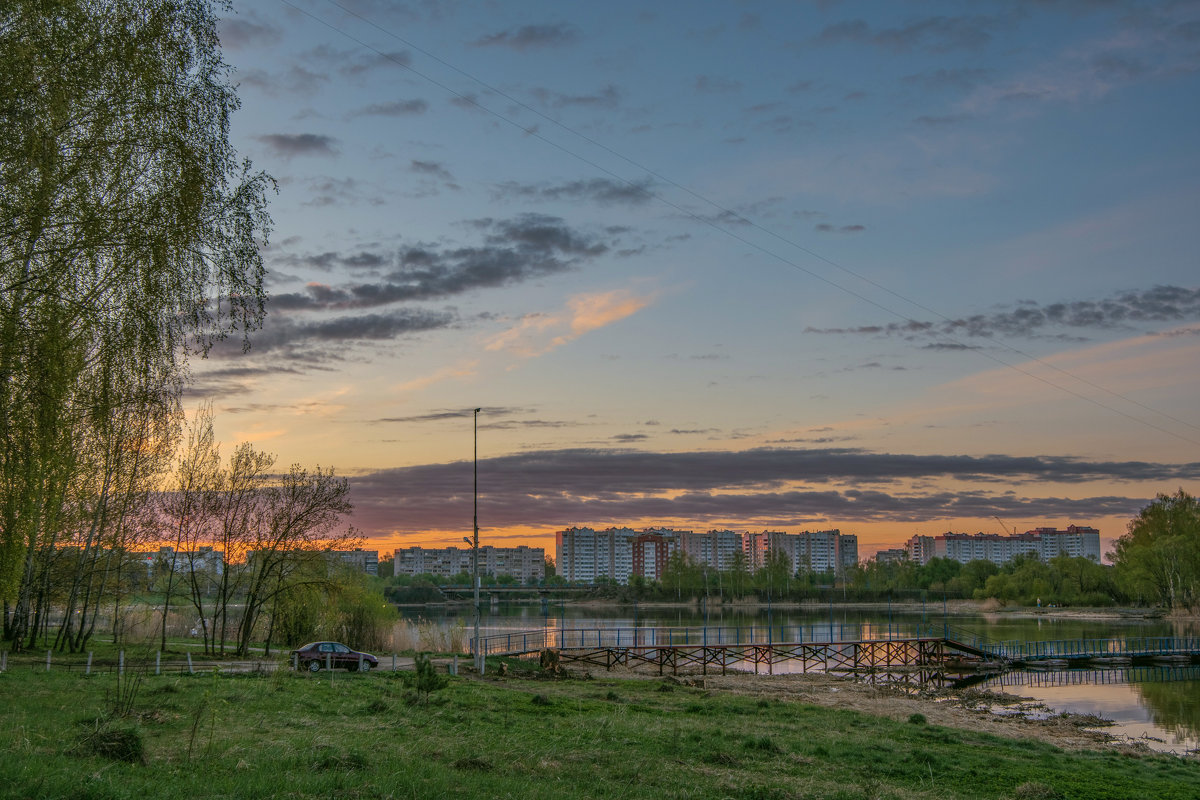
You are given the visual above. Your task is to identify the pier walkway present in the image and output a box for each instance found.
[472,625,1200,677]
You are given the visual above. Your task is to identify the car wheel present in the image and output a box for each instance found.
[359,660,371,673]
[307,659,321,673]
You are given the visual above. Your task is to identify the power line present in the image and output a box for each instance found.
[276,0,1200,447]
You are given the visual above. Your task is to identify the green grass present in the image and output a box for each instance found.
[1,667,1197,799]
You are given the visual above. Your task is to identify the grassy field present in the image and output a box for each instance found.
[1,662,1198,800]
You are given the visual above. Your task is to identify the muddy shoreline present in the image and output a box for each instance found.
[560,663,1191,756]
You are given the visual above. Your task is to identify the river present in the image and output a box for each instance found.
[398,600,1200,754]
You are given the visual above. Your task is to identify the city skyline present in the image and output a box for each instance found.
[195,1,1200,559]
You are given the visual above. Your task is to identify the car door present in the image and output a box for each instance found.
[333,643,351,668]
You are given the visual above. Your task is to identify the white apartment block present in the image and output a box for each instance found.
[393,545,545,583]
[555,527,638,584]
[905,525,1101,566]
[679,529,744,571]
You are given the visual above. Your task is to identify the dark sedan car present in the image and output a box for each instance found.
[290,641,379,672]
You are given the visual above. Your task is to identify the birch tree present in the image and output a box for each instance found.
[1,0,272,646]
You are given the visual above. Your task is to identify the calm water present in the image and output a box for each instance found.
[401,601,1200,753]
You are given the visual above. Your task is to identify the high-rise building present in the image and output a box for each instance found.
[554,526,860,584]
[905,525,1100,566]
[393,545,545,583]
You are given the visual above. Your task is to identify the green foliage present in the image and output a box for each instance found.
[1112,490,1200,611]
[71,719,146,765]
[1,0,272,644]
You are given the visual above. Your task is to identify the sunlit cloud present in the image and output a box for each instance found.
[393,360,480,393]
[485,288,657,358]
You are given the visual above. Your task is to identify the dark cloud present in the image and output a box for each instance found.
[914,114,972,126]
[184,364,308,399]
[217,15,282,49]
[530,85,620,109]
[903,67,991,91]
[270,214,610,311]
[340,51,413,75]
[493,177,654,206]
[345,446,1196,533]
[818,16,994,53]
[695,75,742,93]
[815,223,866,234]
[411,160,455,181]
[302,177,384,208]
[472,23,581,51]
[255,133,339,158]
[233,65,330,96]
[349,99,429,117]
[807,286,1200,340]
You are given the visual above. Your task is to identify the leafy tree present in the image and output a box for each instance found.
[1,0,272,645]
[1112,490,1200,611]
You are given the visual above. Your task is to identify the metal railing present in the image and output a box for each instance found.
[473,626,1200,664]
[980,635,1200,661]
[473,622,956,656]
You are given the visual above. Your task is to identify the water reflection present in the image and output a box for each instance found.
[979,668,1200,754]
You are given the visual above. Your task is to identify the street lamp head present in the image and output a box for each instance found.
[463,537,472,545]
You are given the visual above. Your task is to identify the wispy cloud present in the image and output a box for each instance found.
[472,23,581,51]
[484,288,656,358]
[806,286,1200,341]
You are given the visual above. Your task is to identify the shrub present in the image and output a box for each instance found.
[399,652,449,703]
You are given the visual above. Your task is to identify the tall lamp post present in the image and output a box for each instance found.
[472,407,481,673]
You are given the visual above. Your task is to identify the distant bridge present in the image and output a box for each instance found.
[471,625,1200,678]
[435,584,599,597]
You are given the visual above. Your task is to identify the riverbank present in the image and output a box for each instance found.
[562,665,1129,753]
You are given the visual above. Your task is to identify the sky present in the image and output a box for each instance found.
[197,0,1200,560]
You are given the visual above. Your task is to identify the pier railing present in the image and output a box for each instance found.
[473,626,1200,665]
[474,622,955,657]
[974,635,1200,662]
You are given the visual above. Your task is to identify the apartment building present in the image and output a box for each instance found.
[555,526,859,584]
[905,525,1101,566]
[329,548,379,576]
[393,545,545,583]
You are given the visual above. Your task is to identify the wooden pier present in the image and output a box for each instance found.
[474,626,1200,679]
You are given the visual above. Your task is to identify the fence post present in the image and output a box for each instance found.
[86,651,92,675]
[452,655,458,676]
[1,651,5,672]
[326,651,331,671]
[186,652,193,674]
[156,651,161,676]
[46,650,51,672]
[391,653,396,672]
[119,650,124,675]
[358,653,363,672]
[292,652,298,671]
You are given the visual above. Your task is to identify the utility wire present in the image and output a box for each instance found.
[277,0,1200,447]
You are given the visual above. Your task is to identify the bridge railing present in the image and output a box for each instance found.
[474,622,955,656]
[473,627,1200,662]
[984,635,1200,661]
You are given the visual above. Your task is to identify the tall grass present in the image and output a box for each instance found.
[388,618,467,654]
